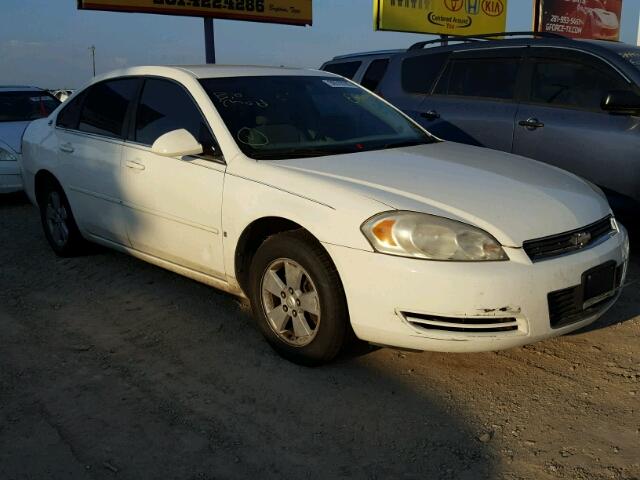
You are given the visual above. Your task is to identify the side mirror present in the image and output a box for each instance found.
[151,129,203,157]
[601,90,640,115]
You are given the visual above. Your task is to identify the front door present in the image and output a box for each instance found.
[417,48,524,153]
[120,78,226,278]
[512,48,640,202]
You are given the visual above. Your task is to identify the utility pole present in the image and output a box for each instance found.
[204,18,216,64]
[89,45,96,77]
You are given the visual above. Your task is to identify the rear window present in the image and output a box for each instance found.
[434,57,519,100]
[361,59,390,92]
[322,61,362,80]
[0,91,59,122]
[401,53,449,95]
[78,79,139,138]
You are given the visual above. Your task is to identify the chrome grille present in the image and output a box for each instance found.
[523,216,614,262]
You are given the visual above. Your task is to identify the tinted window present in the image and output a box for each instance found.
[134,79,214,154]
[322,61,362,80]
[0,91,59,122]
[435,58,519,100]
[401,53,449,94]
[361,59,390,92]
[56,91,86,129]
[199,76,433,160]
[78,79,139,138]
[530,59,630,111]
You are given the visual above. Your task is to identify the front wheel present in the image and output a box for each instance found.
[248,230,349,366]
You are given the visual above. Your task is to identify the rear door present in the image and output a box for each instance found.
[55,78,140,244]
[416,48,525,152]
[512,48,640,201]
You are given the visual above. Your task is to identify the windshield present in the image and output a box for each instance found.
[0,91,60,122]
[618,47,640,70]
[199,75,434,160]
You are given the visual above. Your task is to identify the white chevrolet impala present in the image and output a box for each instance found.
[21,66,629,365]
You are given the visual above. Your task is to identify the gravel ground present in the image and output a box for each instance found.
[1,193,638,480]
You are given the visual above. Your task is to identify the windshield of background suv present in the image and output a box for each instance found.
[199,76,434,160]
[0,91,60,122]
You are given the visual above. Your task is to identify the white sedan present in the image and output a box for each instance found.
[1,86,60,193]
[21,66,629,365]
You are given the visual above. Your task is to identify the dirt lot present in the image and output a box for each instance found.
[0,193,638,480]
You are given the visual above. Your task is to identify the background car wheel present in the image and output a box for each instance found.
[39,180,85,257]
[249,230,349,366]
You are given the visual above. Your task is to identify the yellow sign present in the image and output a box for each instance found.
[374,0,507,36]
[77,0,312,26]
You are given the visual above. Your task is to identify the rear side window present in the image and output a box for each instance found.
[401,53,449,95]
[56,91,86,129]
[361,59,390,91]
[78,79,139,138]
[134,78,215,154]
[322,61,362,80]
[529,59,630,111]
[434,58,520,100]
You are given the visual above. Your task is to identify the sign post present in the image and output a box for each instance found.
[204,18,215,64]
[77,0,313,63]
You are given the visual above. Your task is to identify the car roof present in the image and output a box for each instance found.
[0,85,46,93]
[93,65,332,84]
[327,50,404,62]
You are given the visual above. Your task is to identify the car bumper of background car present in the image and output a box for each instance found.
[323,226,629,353]
[0,158,23,193]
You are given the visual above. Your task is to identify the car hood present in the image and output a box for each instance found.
[273,142,611,247]
[0,121,30,153]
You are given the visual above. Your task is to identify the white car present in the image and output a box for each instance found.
[1,86,60,193]
[21,66,629,365]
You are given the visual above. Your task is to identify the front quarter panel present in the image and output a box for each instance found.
[222,159,389,287]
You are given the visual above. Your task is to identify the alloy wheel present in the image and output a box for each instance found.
[260,258,321,347]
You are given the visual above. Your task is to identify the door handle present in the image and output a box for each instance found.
[125,160,146,171]
[59,142,74,153]
[420,110,441,120]
[518,118,545,130]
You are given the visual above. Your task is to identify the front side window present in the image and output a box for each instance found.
[322,61,362,80]
[434,57,520,100]
[199,75,434,160]
[134,78,214,154]
[0,91,59,122]
[401,53,449,95]
[361,59,390,92]
[529,59,630,111]
[78,78,139,138]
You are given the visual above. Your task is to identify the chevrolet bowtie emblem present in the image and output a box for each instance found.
[571,232,592,248]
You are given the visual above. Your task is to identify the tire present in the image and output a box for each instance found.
[248,230,349,366]
[39,179,85,257]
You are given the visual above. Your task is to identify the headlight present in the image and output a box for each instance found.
[0,146,18,161]
[361,211,508,261]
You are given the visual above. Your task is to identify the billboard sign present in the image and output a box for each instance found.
[534,0,622,40]
[77,0,312,26]
[373,0,508,36]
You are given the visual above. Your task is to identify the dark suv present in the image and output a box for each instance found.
[321,33,640,215]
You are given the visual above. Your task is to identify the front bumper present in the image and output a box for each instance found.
[0,159,23,194]
[324,226,629,353]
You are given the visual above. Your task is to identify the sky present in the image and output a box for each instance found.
[1,0,639,88]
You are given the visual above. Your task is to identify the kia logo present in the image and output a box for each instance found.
[481,0,504,16]
[445,0,464,12]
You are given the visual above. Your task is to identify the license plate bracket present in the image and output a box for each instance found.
[582,261,617,309]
